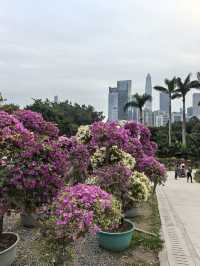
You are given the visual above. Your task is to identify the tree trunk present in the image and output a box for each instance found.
[152,176,158,194]
[182,96,186,146]
[139,109,143,124]
[0,215,3,235]
[168,96,172,146]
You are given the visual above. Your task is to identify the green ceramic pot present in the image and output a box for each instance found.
[97,219,134,252]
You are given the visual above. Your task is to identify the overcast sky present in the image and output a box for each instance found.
[1,0,200,116]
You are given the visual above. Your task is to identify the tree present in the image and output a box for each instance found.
[0,92,7,106]
[0,103,19,113]
[154,77,176,146]
[26,99,104,136]
[124,93,152,123]
[173,74,200,146]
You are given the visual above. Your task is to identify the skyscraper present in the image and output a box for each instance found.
[160,92,169,113]
[108,87,118,121]
[117,80,132,120]
[145,74,152,111]
[54,95,59,103]
[192,93,200,119]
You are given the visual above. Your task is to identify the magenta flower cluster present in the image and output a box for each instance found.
[85,121,166,182]
[14,110,59,138]
[0,109,166,242]
[0,111,71,213]
[93,163,133,209]
[51,184,121,240]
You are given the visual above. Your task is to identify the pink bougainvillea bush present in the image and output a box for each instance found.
[76,121,166,198]
[49,184,122,240]
[37,184,122,264]
[14,110,59,138]
[0,111,70,215]
[58,136,90,184]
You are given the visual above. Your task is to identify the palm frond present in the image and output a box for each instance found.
[143,94,152,102]
[184,73,192,86]
[188,80,200,89]
[197,72,200,81]
[176,77,183,89]
[171,93,182,99]
[154,86,168,93]
[124,101,138,111]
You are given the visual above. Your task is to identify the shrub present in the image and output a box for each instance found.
[129,171,152,202]
[92,164,133,209]
[76,121,166,194]
[14,109,59,138]
[0,111,70,215]
[91,165,151,210]
[194,170,200,183]
[91,145,135,170]
[47,184,122,240]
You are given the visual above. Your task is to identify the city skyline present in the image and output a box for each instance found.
[108,75,200,126]
[0,1,200,117]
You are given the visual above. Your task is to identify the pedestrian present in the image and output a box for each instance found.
[187,166,193,183]
[175,163,179,180]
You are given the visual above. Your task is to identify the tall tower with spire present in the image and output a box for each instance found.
[145,73,152,111]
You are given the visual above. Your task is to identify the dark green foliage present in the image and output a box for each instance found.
[0,103,19,113]
[124,93,152,111]
[124,93,152,123]
[26,99,104,136]
[194,170,200,183]
[150,117,200,159]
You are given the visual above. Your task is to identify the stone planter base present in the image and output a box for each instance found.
[124,207,140,218]
[21,213,38,228]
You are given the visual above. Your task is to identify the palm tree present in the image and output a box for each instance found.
[173,73,200,146]
[0,92,7,106]
[124,93,152,123]
[154,77,176,146]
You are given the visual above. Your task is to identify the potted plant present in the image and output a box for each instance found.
[0,110,71,227]
[124,171,152,218]
[0,160,19,266]
[37,184,134,263]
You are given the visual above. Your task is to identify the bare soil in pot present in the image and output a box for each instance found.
[0,233,17,252]
[107,220,132,233]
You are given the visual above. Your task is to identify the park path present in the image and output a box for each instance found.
[157,171,200,266]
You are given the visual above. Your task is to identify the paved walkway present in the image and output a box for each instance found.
[157,172,200,266]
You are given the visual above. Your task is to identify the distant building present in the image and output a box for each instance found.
[54,95,59,103]
[117,80,132,120]
[172,112,182,123]
[153,110,169,127]
[187,107,193,120]
[160,92,169,113]
[145,74,152,111]
[192,93,200,119]
[129,94,138,122]
[143,108,153,127]
[108,87,118,122]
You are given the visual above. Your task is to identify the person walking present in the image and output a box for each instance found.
[175,163,179,180]
[187,166,193,183]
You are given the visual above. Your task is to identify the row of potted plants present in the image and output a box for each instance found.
[0,110,166,265]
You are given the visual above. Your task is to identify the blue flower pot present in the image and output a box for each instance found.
[97,219,134,252]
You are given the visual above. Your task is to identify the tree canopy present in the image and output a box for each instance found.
[150,117,200,159]
[26,99,104,136]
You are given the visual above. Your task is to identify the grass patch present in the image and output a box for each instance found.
[131,231,163,251]
[118,194,163,266]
